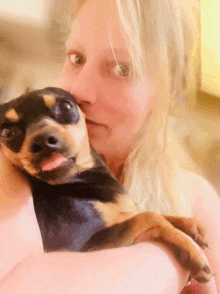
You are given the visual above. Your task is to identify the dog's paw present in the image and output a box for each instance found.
[164,216,210,249]
[194,264,215,283]
[180,248,213,283]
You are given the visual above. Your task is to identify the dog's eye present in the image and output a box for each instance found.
[1,126,20,139]
[52,99,79,124]
[1,128,12,138]
[55,100,73,115]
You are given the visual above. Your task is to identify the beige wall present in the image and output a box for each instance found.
[200,0,220,97]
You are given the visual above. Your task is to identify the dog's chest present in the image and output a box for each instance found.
[32,182,106,252]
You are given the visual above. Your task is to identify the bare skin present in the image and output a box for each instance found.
[0,151,219,293]
[0,152,43,280]
[1,0,219,292]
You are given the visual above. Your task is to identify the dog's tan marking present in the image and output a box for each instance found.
[94,194,138,227]
[42,108,95,172]
[15,110,94,182]
[1,144,23,168]
[5,109,20,123]
[43,94,56,108]
[70,107,95,171]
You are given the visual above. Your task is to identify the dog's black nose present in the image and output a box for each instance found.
[30,132,62,154]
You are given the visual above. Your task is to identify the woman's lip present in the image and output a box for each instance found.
[86,118,106,127]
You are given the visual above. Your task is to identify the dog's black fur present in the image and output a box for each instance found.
[0,87,128,252]
[0,87,213,283]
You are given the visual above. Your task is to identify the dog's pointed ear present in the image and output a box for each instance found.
[0,103,5,124]
[24,87,34,94]
[0,102,5,113]
[0,101,11,123]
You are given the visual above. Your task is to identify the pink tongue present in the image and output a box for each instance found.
[41,153,67,172]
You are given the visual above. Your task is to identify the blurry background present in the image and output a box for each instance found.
[0,0,219,194]
[0,0,71,100]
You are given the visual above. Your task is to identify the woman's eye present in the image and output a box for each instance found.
[113,63,130,77]
[69,53,84,65]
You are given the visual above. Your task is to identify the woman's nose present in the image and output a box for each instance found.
[68,65,99,106]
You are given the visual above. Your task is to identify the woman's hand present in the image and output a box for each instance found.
[0,151,43,281]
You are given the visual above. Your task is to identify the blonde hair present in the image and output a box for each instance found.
[70,0,200,216]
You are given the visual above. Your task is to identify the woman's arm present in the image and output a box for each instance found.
[0,152,189,293]
[0,151,43,280]
[180,171,220,294]
[0,242,190,294]
[1,152,212,294]
[192,175,220,292]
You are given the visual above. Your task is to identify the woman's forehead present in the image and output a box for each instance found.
[67,0,129,54]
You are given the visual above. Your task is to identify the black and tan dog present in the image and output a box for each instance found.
[0,87,213,283]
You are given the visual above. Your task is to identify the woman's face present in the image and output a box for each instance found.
[62,0,156,168]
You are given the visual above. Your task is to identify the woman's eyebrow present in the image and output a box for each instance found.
[65,43,85,55]
[65,39,82,50]
[104,47,129,58]
[98,48,130,64]
[65,42,130,61]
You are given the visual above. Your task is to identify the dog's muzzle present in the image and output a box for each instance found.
[30,131,63,155]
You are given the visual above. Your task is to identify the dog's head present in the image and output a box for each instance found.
[0,87,95,184]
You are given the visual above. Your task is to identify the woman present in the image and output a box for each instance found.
[0,0,219,293]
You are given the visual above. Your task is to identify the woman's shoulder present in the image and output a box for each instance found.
[164,130,219,211]
[176,168,219,213]
[179,169,219,204]
[168,161,219,217]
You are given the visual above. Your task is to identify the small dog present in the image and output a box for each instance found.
[0,87,213,283]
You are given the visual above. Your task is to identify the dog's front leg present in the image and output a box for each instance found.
[83,211,213,283]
